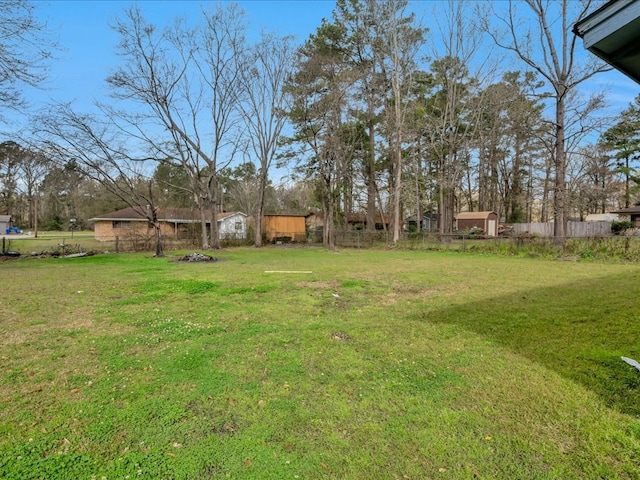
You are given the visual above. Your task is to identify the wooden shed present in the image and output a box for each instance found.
[263,214,307,243]
[455,211,499,236]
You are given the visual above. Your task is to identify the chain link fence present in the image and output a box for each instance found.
[323,230,640,260]
[17,228,636,262]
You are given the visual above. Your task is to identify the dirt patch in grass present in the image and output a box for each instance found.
[380,286,448,306]
[331,331,352,341]
[296,280,339,289]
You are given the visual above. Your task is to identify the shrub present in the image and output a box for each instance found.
[611,220,633,235]
[42,216,63,231]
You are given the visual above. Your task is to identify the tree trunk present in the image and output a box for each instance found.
[625,155,631,208]
[254,170,268,247]
[366,120,377,232]
[509,140,524,223]
[478,145,487,211]
[154,223,163,257]
[151,206,163,257]
[321,170,335,250]
[199,200,209,249]
[328,175,336,250]
[34,189,39,238]
[209,176,220,249]
[553,92,566,244]
[392,140,402,244]
[439,152,457,236]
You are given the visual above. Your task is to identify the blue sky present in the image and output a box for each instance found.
[5,0,639,138]
[27,0,336,116]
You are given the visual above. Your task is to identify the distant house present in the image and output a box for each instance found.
[262,214,307,242]
[305,212,323,231]
[89,207,247,241]
[455,211,499,236]
[584,213,619,222]
[346,212,390,230]
[404,213,440,232]
[217,212,248,240]
[304,212,324,242]
[610,206,640,227]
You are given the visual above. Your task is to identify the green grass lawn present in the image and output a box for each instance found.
[2,231,105,255]
[1,247,639,479]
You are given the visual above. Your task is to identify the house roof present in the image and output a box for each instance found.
[218,211,247,219]
[456,211,496,220]
[89,207,245,223]
[610,206,640,215]
[574,0,640,84]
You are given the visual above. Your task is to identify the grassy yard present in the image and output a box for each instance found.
[1,232,105,255]
[1,247,639,479]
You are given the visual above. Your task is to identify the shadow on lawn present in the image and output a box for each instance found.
[424,267,640,417]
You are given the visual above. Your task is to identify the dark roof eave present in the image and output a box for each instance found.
[609,207,640,214]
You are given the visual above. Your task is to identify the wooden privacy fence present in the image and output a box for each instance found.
[510,221,612,237]
[330,221,613,248]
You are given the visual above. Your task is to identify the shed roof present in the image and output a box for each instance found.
[456,211,496,220]
[0,215,12,222]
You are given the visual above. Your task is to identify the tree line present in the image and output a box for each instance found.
[1,0,637,253]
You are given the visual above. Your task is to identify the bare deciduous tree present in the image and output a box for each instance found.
[0,0,55,120]
[106,4,246,249]
[485,0,609,242]
[238,32,295,247]
[38,104,165,257]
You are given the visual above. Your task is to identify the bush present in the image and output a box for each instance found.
[611,220,633,235]
[42,216,63,231]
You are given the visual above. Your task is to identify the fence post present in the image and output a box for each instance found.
[115,236,119,253]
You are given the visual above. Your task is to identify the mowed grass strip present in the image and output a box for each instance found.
[1,248,639,479]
